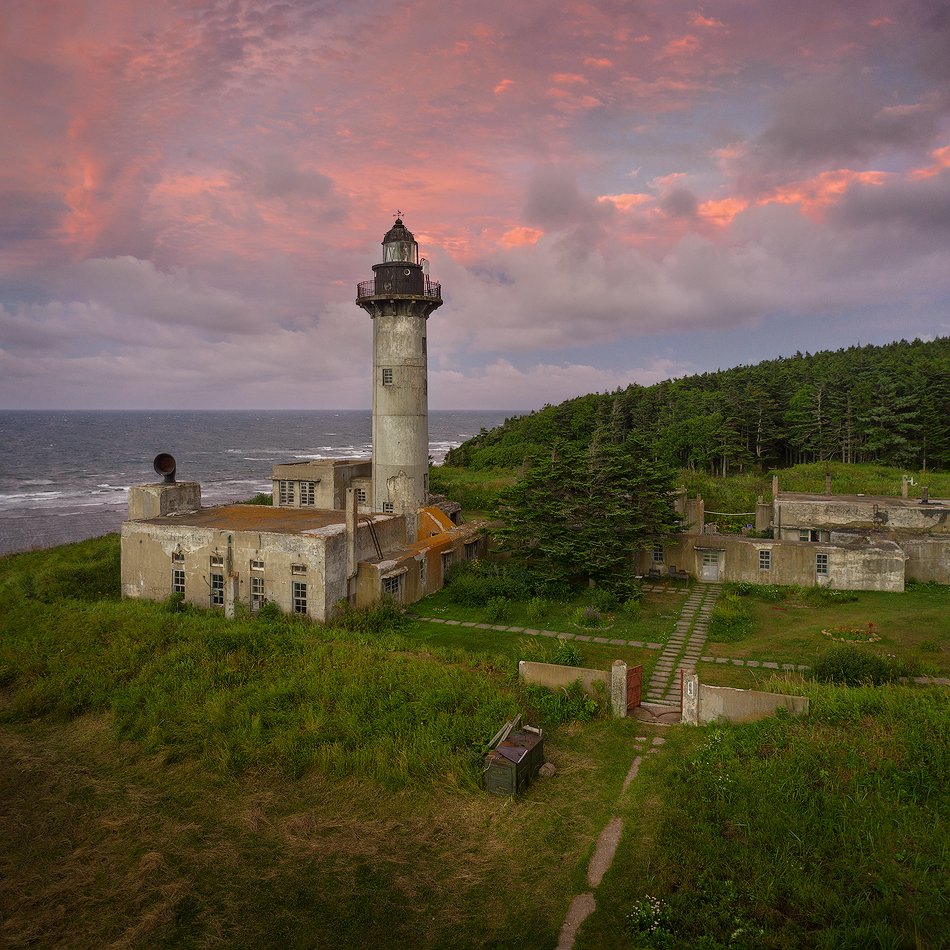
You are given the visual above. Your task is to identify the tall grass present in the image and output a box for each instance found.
[0,537,520,790]
[612,684,949,948]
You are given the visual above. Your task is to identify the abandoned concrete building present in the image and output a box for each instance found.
[640,475,950,592]
[121,219,485,620]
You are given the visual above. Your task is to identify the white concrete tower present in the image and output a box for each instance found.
[355,218,442,531]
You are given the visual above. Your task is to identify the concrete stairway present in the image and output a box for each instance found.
[644,583,722,706]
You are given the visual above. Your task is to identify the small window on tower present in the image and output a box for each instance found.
[382,367,394,386]
[356,488,367,504]
[382,502,394,514]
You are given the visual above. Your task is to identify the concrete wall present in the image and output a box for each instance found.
[775,494,950,535]
[682,673,809,725]
[518,660,609,695]
[120,515,402,621]
[121,521,331,619]
[640,534,905,591]
[898,537,950,583]
[272,460,372,511]
[128,482,201,520]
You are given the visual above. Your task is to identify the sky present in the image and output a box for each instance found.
[1,0,949,411]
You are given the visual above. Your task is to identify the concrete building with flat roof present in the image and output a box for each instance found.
[121,218,484,620]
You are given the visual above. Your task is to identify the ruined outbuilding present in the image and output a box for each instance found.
[640,476,950,591]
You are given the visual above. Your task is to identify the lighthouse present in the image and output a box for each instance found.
[355,218,442,534]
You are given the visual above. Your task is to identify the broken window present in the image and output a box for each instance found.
[382,573,403,601]
[250,576,265,611]
[279,480,294,506]
[382,367,394,386]
[300,481,316,506]
[292,581,307,614]
[210,573,224,606]
[172,569,185,594]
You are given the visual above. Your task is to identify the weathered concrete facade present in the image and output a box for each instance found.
[271,459,372,511]
[355,219,442,531]
[122,497,484,621]
[640,533,906,591]
[682,673,809,725]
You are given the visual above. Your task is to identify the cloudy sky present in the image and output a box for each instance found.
[2,0,949,410]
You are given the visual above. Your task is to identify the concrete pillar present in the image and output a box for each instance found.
[610,660,627,718]
[825,473,832,496]
[901,476,909,498]
[697,495,705,535]
[921,486,929,504]
[224,575,239,619]
[771,474,779,499]
[682,673,699,725]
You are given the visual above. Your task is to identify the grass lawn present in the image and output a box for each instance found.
[705,584,950,674]
[413,585,687,647]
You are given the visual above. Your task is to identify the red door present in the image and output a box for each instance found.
[626,665,642,710]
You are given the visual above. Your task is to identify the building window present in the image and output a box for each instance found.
[382,367,394,386]
[465,540,478,561]
[172,551,184,563]
[441,550,453,578]
[758,549,772,571]
[356,487,367,504]
[250,559,264,572]
[382,573,403,601]
[172,569,185,594]
[279,480,294,506]
[210,573,224,606]
[382,502,394,513]
[292,581,307,614]
[816,553,829,576]
[652,543,665,564]
[210,554,224,569]
[300,481,316,506]
[291,563,307,575]
[250,576,265,611]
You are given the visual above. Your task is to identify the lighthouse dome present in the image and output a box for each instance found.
[381,218,419,263]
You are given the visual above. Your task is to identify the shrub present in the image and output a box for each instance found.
[812,646,915,685]
[551,640,584,667]
[525,596,550,625]
[708,593,752,642]
[326,601,405,636]
[801,586,859,605]
[524,680,600,725]
[621,597,641,620]
[484,597,511,624]
[587,586,619,612]
[242,493,273,506]
[163,592,186,613]
[733,581,785,602]
[256,600,283,622]
[572,605,603,628]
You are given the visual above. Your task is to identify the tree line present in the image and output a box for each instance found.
[446,338,950,474]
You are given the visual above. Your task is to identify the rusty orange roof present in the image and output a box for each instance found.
[141,504,351,534]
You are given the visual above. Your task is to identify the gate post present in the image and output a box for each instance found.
[682,673,699,725]
[610,660,628,718]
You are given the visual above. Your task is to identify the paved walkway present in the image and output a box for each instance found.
[556,733,668,949]
[413,615,665,651]
[644,583,721,705]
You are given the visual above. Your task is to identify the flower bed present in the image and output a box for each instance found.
[821,621,881,643]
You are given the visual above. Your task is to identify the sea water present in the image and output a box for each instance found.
[0,409,519,555]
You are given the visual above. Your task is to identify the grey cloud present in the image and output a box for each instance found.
[756,76,939,171]
[0,190,67,242]
[661,188,698,219]
[831,171,950,234]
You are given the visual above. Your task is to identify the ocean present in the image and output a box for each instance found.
[0,410,519,555]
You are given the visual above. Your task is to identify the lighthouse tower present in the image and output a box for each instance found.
[355,218,442,532]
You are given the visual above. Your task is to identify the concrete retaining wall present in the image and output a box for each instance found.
[682,673,809,725]
[518,660,628,717]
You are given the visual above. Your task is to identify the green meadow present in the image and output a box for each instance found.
[1,535,948,947]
